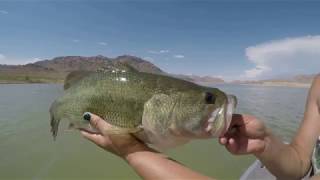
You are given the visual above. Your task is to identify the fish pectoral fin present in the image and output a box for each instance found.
[67,122,76,130]
[63,123,76,132]
[142,93,173,129]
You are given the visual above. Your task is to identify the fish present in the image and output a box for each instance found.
[50,63,237,149]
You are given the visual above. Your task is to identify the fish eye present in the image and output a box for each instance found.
[205,92,216,104]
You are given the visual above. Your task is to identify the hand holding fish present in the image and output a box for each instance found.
[219,114,268,155]
[80,112,150,159]
[221,75,320,179]
[49,63,236,180]
[80,112,214,180]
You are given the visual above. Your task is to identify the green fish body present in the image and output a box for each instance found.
[50,64,237,149]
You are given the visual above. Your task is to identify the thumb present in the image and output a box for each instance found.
[83,112,112,134]
[81,130,108,145]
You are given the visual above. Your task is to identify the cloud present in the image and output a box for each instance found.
[72,39,80,43]
[143,57,154,62]
[244,35,320,79]
[173,54,185,59]
[0,54,43,65]
[98,42,107,46]
[160,50,169,53]
[0,10,8,14]
[244,65,271,79]
[32,57,41,61]
[148,49,169,54]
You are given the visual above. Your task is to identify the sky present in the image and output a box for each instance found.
[0,0,320,80]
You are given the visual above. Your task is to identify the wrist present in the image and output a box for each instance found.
[125,147,168,169]
[122,143,157,161]
[254,127,273,157]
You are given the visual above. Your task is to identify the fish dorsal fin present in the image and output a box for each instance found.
[94,62,137,75]
[64,62,136,90]
[111,61,138,72]
[64,71,93,90]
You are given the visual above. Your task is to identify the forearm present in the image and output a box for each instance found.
[256,130,311,179]
[125,148,213,180]
[256,76,320,179]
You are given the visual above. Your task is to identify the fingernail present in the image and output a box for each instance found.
[83,112,91,121]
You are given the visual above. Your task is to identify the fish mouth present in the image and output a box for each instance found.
[204,94,237,137]
[223,94,237,135]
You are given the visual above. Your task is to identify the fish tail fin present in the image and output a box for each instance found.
[49,101,60,140]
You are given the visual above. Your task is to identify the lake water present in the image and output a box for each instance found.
[0,84,309,180]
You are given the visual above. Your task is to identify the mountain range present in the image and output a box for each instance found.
[0,55,224,84]
[0,55,316,87]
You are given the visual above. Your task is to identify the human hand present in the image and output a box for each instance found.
[80,113,211,180]
[219,114,270,155]
[80,112,151,159]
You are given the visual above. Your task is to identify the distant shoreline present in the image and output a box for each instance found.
[196,81,311,88]
[0,80,63,85]
[231,82,311,88]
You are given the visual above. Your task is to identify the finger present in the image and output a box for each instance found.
[225,138,239,154]
[229,138,234,144]
[246,139,266,154]
[244,118,266,138]
[226,114,264,138]
[237,114,266,138]
[223,114,245,136]
[231,114,245,125]
[81,130,110,145]
[219,137,228,145]
[229,114,258,127]
[83,112,112,133]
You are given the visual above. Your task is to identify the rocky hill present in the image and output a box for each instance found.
[0,55,224,84]
[113,55,163,74]
[33,55,164,74]
[173,74,224,84]
[0,55,164,83]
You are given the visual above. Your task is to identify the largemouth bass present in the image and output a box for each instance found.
[50,63,237,149]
